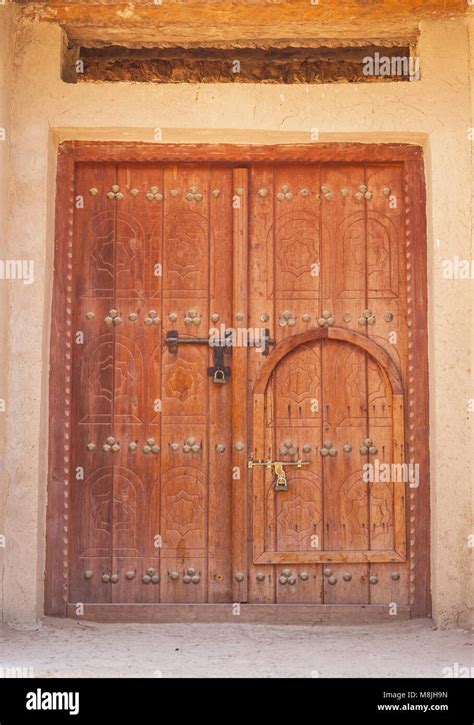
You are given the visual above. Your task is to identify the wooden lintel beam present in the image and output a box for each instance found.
[16,1,468,51]
[18,0,468,28]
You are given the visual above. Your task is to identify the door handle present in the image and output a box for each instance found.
[247,459,310,491]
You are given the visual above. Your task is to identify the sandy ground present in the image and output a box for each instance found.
[0,618,471,678]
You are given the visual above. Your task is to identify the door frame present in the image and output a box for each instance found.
[45,142,430,618]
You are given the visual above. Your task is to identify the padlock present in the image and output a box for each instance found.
[213,368,226,384]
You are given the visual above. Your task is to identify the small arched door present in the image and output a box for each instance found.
[251,328,406,570]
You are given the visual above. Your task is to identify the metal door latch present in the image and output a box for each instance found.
[247,459,310,491]
[165,330,231,384]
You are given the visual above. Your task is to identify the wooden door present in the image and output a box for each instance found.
[68,162,237,604]
[47,144,429,618]
[243,162,414,607]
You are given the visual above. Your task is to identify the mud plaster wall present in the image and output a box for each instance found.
[0,4,15,623]
[469,15,474,631]
[1,14,472,629]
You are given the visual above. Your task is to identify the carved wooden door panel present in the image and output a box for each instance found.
[245,163,411,607]
[69,162,235,604]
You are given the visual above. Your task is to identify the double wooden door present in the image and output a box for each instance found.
[48,147,429,617]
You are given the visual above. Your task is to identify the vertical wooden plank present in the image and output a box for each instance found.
[270,164,323,604]
[232,168,249,602]
[392,395,407,561]
[367,358,395,553]
[366,359,399,608]
[272,164,321,327]
[321,164,366,332]
[271,344,322,546]
[365,165,407,367]
[320,164,369,604]
[251,394,267,566]
[248,164,276,603]
[271,343,323,604]
[111,162,163,603]
[207,166,233,602]
[142,163,165,602]
[320,341,370,553]
[370,392,409,609]
[69,162,117,606]
[320,340,370,604]
[364,164,409,607]
[159,164,210,603]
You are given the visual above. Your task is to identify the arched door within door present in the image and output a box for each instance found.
[250,327,407,603]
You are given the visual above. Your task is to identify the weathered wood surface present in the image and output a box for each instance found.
[66,603,411,623]
[17,1,468,47]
